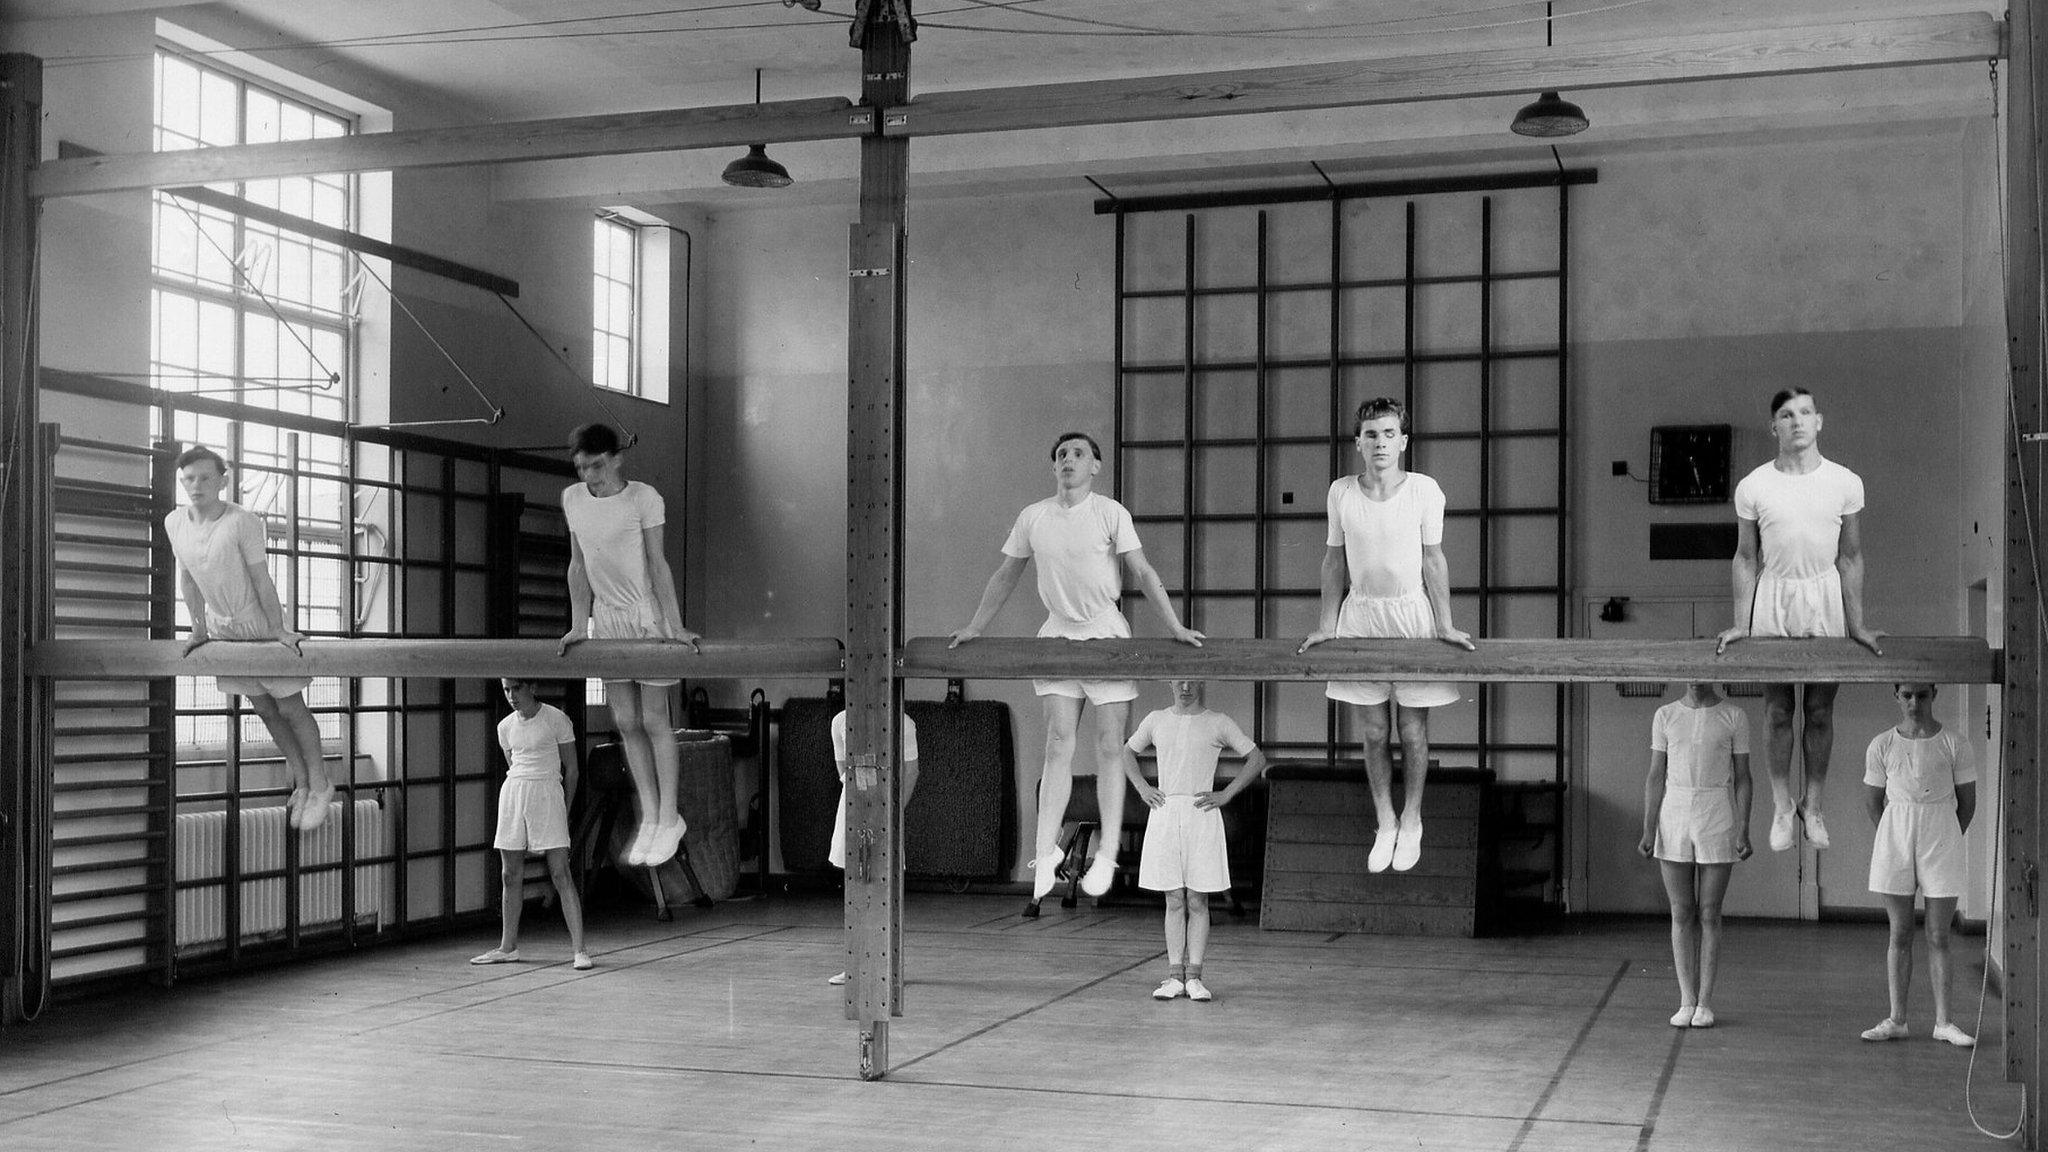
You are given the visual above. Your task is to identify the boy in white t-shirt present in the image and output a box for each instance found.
[164,446,334,832]
[471,679,590,970]
[825,709,920,986]
[1121,681,1266,1003]
[1299,399,1475,874]
[1716,388,1881,854]
[558,423,702,871]
[1637,683,1754,1029]
[949,432,1204,902]
[1858,683,1977,1047]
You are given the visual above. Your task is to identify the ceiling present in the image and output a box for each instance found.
[4,1,2003,206]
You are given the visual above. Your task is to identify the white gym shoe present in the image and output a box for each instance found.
[1392,819,1423,872]
[1768,808,1797,852]
[827,971,848,986]
[1367,826,1396,873]
[1802,809,1831,850]
[1152,978,1185,1000]
[1185,978,1212,1002]
[1861,1018,1909,1042]
[1080,853,1116,897]
[1031,851,1060,900]
[1931,1022,1976,1047]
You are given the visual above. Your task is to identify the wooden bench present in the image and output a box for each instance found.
[1260,762,1496,937]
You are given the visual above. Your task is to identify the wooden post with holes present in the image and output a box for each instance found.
[2004,0,2045,1134]
[0,52,41,1026]
[844,0,913,1081]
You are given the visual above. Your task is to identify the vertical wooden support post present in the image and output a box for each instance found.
[0,53,41,1025]
[845,5,912,1080]
[2005,1,2045,1132]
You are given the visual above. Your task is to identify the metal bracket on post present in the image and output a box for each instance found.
[849,0,917,47]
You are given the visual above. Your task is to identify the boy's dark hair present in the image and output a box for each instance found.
[173,445,229,475]
[1049,432,1102,462]
[1354,397,1409,436]
[501,677,531,690]
[569,423,623,456]
[1769,387,1814,418]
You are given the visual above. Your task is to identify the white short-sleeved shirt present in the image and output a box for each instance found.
[497,703,577,782]
[1325,473,1446,601]
[562,481,666,610]
[1651,699,1751,789]
[1000,493,1142,635]
[831,710,920,764]
[1864,727,1977,806]
[164,503,272,631]
[1126,708,1256,796]
[1733,459,1864,581]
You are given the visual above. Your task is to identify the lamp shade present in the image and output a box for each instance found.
[721,144,793,188]
[1510,92,1588,138]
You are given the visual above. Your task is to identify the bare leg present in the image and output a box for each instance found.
[1659,860,1702,1010]
[632,683,682,820]
[1924,895,1959,1028]
[1090,699,1133,864]
[248,692,327,793]
[1694,863,1735,1011]
[1882,892,1917,1025]
[1033,695,1084,859]
[1761,684,1798,814]
[1351,702,1399,831]
[497,849,527,953]
[1797,683,1839,815]
[1393,704,1432,823]
[544,847,585,953]
[1186,890,1212,968]
[1162,887,1188,967]
[604,680,662,827]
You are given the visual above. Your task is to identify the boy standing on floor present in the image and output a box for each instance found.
[950,431,1204,902]
[1638,682,1754,1029]
[1122,680,1267,1003]
[472,678,590,970]
[826,708,920,986]
[1299,398,1475,873]
[1860,683,1976,1047]
[166,445,334,832]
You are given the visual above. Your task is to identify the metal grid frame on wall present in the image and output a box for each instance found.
[1105,169,1588,813]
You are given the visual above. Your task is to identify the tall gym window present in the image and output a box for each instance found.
[591,210,670,404]
[151,49,359,751]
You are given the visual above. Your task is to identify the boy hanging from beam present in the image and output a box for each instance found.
[1715,387,1881,852]
[1299,398,1475,873]
[950,431,1203,901]
[558,423,702,869]
[166,445,334,831]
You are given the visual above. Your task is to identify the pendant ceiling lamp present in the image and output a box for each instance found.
[722,70,794,189]
[1510,4,1589,138]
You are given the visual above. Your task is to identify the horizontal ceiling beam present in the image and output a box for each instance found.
[29,638,846,681]
[32,97,875,199]
[883,12,2003,138]
[26,13,2000,199]
[898,636,2002,684]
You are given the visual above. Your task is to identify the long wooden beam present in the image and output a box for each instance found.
[26,14,1999,199]
[29,638,845,681]
[882,13,2003,138]
[31,97,874,199]
[899,636,2002,685]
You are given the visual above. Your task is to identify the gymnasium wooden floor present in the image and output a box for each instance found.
[0,893,2019,1151]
